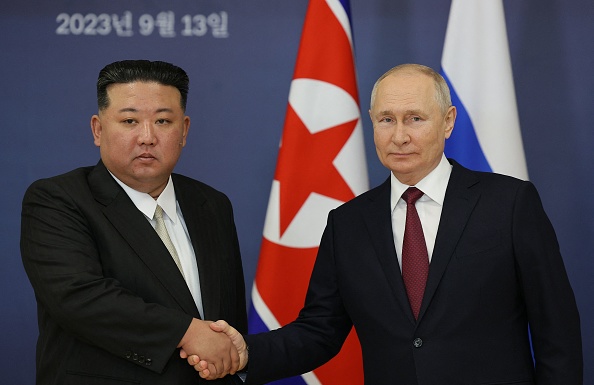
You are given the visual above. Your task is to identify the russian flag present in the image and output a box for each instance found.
[441,0,528,179]
[247,0,367,384]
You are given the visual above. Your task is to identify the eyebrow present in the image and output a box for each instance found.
[376,109,424,116]
[117,107,175,113]
[405,109,424,116]
[376,110,392,115]
[118,108,138,113]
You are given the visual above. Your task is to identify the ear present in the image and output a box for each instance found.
[368,109,376,129]
[90,115,102,147]
[444,106,456,139]
[180,116,190,147]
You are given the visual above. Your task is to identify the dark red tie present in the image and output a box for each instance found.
[401,187,429,320]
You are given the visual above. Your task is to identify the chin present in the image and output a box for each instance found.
[388,162,415,174]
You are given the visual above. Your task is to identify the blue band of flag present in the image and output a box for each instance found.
[441,70,492,173]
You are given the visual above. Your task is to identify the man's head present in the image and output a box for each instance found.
[91,60,191,197]
[369,64,456,185]
[97,60,189,112]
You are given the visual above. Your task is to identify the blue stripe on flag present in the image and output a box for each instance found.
[267,375,308,385]
[265,376,307,385]
[441,70,492,173]
[247,303,270,334]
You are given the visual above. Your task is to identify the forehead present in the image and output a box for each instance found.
[105,82,182,107]
[374,72,436,110]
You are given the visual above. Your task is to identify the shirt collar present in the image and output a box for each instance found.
[109,172,178,223]
[390,154,452,212]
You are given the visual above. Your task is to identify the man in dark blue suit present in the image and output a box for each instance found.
[189,64,583,384]
[21,60,246,385]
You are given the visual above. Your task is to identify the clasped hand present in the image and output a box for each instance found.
[179,319,248,380]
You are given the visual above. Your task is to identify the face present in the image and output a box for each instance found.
[91,81,190,197]
[369,71,456,186]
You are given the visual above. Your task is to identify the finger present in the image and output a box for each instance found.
[198,367,211,378]
[209,320,228,332]
[221,356,231,378]
[186,355,199,366]
[192,359,208,373]
[229,344,240,374]
[207,361,219,379]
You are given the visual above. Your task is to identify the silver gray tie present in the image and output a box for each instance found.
[154,205,185,278]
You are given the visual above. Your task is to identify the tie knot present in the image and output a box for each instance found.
[154,205,164,220]
[402,187,424,205]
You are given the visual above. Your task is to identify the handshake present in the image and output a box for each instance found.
[178,319,248,380]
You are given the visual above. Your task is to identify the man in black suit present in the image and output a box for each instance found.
[189,64,583,384]
[20,60,246,385]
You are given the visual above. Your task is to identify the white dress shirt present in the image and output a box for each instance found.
[390,154,452,270]
[110,173,204,318]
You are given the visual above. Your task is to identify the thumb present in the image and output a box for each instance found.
[209,320,230,333]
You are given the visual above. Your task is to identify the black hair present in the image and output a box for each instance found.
[96,60,189,111]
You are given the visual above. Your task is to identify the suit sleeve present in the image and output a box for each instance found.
[20,178,192,374]
[513,182,583,384]
[244,211,352,385]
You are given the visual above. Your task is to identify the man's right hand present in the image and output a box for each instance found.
[178,318,240,379]
[184,320,248,380]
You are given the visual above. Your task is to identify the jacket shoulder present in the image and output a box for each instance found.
[171,173,233,207]
[24,166,96,200]
[330,178,390,218]
[449,159,532,192]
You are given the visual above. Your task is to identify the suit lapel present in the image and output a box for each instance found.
[363,178,416,324]
[417,160,480,321]
[173,176,221,321]
[88,161,199,316]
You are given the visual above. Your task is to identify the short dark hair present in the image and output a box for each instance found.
[96,60,189,111]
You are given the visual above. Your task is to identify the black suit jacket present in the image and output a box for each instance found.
[244,159,582,385]
[21,161,247,385]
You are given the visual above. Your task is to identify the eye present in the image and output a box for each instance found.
[155,119,170,125]
[122,118,136,125]
[380,117,394,123]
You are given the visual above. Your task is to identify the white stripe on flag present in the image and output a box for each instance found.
[325,0,353,46]
[442,0,528,180]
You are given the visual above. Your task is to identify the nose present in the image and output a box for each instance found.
[138,122,156,146]
[391,123,409,145]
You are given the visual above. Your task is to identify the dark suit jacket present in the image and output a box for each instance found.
[244,159,582,385]
[21,161,247,385]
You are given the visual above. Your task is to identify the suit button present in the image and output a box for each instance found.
[145,358,152,366]
[138,356,145,364]
[133,353,138,361]
[125,351,132,359]
[413,338,423,348]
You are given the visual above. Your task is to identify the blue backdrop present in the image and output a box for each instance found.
[2,1,592,383]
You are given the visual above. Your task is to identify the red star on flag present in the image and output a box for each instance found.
[274,104,357,236]
[250,1,367,384]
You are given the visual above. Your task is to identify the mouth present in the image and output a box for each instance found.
[136,153,156,161]
[390,152,413,157]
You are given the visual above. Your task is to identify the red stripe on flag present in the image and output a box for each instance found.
[251,0,365,383]
[255,238,317,325]
[315,328,363,385]
[294,0,358,102]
